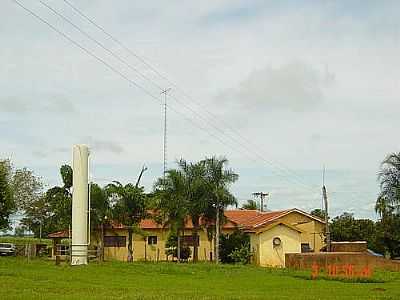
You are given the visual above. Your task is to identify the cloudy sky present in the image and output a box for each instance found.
[1,0,399,219]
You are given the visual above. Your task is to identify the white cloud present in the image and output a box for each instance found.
[219,62,332,112]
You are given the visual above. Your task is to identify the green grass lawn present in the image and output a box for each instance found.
[1,257,400,300]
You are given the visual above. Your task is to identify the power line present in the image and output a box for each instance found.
[38,0,164,93]
[40,2,377,210]
[60,0,321,192]
[35,0,320,195]
[13,0,320,204]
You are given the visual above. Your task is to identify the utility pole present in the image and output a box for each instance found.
[161,88,171,183]
[322,167,331,252]
[252,192,269,212]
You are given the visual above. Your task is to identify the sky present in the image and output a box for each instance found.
[1,0,399,220]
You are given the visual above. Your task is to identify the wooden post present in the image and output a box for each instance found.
[55,255,61,266]
[157,248,160,262]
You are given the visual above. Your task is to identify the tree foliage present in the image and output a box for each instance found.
[0,160,14,230]
[374,152,400,258]
[21,165,72,237]
[106,181,148,262]
[242,199,259,210]
[330,213,375,244]
[219,230,250,264]
[12,167,43,212]
[165,231,191,260]
[310,208,326,220]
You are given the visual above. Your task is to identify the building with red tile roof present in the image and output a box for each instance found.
[48,207,325,267]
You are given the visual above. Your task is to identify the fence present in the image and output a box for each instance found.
[14,244,50,258]
[54,244,100,262]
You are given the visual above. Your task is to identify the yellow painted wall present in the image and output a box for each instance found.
[95,211,324,263]
[278,212,325,252]
[98,227,235,262]
[249,233,260,265]
[256,225,301,267]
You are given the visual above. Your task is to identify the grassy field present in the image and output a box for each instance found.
[1,257,400,299]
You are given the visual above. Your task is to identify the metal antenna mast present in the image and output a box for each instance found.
[161,88,171,181]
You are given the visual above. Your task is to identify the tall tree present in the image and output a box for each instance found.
[377,152,400,213]
[154,169,189,262]
[89,183,110,261]
[0,160,14,230]
[178,159,209,262]
[375,152,400,257]
[330,212,375,245]
[204,156,238,264]
[310,208,327,220]
[21,195,52,238]
[12,167,43,212]
[21,165,72,236]
[106,181,148,262]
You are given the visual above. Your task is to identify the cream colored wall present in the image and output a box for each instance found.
[249,233,260,265]
[102,229,127,261]
[279,212,325,252]
[181,229,213,261]
[258,225,301,267]
[100,229,170,262]
[100,227,232,262]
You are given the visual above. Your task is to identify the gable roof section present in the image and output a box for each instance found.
[253,221,304,234]
[48,230,69,238]
[224,208,325,231]
[224,209,289,229]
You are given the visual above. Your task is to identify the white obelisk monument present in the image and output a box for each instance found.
[71,144,89,265]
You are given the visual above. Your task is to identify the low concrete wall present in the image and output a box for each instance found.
[331,241,367,252]
[285,252,400,272]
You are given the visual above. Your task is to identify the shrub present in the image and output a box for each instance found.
[165,232,192,260]
[219,230,250,264]
[228,243,252,264]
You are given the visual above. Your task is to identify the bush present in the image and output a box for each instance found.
[228,243,252,264]
[219,230,250,264]
[165,232,192,260]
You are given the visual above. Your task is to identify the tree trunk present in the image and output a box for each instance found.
[100,222,105,262]
[177,228,181,263]
[215,204,220,264]
[127,227,133,262]
[192,219,199,262]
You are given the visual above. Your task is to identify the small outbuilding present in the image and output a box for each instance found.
[48,230,70,258]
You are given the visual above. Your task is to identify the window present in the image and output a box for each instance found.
[301,243,312,253]
[148,236,158,245]
[182,235,199,247]
[104,236,126,247]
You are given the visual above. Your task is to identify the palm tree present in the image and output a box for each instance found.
[154,169,189,262]
[178,159,209,262]
[204,156,238,264]
[45,164,73,230]
[376,152,400,217]
[105,181,147,262]
[89,183,110,261]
